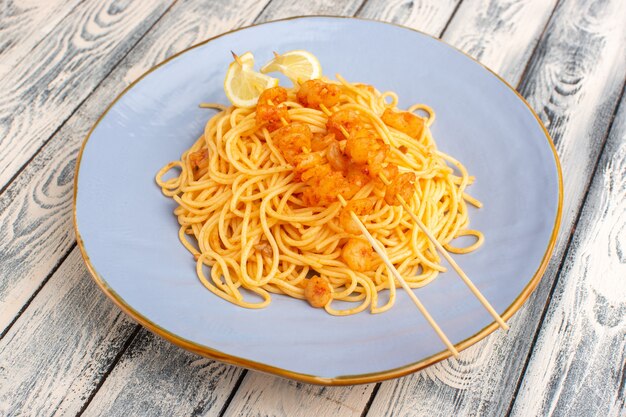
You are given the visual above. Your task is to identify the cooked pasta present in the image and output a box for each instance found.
[156,70,483,316]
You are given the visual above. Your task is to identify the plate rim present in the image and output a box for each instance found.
[72,15,563,386]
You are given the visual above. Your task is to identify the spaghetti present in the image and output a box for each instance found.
[156,73,483,316]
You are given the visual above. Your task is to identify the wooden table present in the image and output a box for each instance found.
[1,0,624,415]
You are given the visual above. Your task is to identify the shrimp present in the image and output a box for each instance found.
[327,109,365,138]
[256,103,290,132]
[327,141,349,173]
[188,148,208,171]
[345,163,371,197]
[345,130,388,176]
[296,79,341,110]
[310,132,336,151]
[373,162,399,188]
[273,122,312,164]
[258,86,288,106]
[340,198,376,234]
[384,172,416,205]
[341,238,375,272]
[292,151,325,179]
[301,165,350,206]
[256,86,290,131]
[254,241,273,257]
[381,108,425,139]
[304,276,332,308]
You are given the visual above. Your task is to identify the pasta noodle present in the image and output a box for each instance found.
[156,74,483,315]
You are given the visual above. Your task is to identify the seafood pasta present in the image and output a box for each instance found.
[156,52,483,315]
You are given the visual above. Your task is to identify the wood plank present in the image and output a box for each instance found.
[0,1,274,414]
[0,0,271,337]
[366,0,626,416]
[0,0,83,78]
[0,249,137,416]
[223,373,373,417]
[257,0,364,21]
[0,0,174,191]
[442,0,558,84]
[357,0,460,33]
[2,3,620,416]
[509,92,626,417]
[82,329,244,417]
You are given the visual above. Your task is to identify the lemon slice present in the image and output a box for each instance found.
[261,50,322,84]
[237,51,255,70]
[224,52,278,108]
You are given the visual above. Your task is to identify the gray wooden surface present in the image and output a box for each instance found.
[0,0,624,415]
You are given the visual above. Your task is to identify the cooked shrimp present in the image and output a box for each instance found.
[345,163,371,196]
[340,198,376,234]
[258,86,288,106]
[374,163,399,188]
[292,151,324,178]
[384,172,416,205]
[327,109,365,138]
[296,80,341,110]
[301,165,350,206]
[188,148,208,171]
[273,122,312,164]
[381,108,425,139]
[381,163,398,181]
[254,241,273,257]
[345,130,388,176]
[304,275,332,308]
[327,141,349,173]
[310,132,336,151]
[341,238,375,272]
[256,86,290,131]
[256,103,290,132]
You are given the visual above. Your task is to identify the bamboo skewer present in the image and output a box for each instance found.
[319,103,508,330]
[377,175,509,330]
[337,195,459,357]
[267,91,503,355]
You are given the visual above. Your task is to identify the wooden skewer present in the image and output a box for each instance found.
[297,99,503,334]
[379,174,509,330]
[337,194,459,357]
[320,103,507,330]
[231,51,243,66]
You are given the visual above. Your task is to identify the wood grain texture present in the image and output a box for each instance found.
[443,0,558,84]
[83,330,244,417]
[223,373,374,417]
[257,0,364,21]
[0,249,137,416]
[0,0,174,191]
[357,0,460,34]
[1,1,624,416]
[0,0,271,337]
[367,0,626,416]
[0,0,83,78]
[0,1,271,414]
[510,93,626,417]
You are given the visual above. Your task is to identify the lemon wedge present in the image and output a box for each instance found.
[224,52,278,108]
[261,50,322,84]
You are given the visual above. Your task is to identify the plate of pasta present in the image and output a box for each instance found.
[74,16,562,385]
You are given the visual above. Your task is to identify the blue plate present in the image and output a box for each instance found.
[74,16,562,385]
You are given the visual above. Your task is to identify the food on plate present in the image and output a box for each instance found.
[156,50,483,315]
